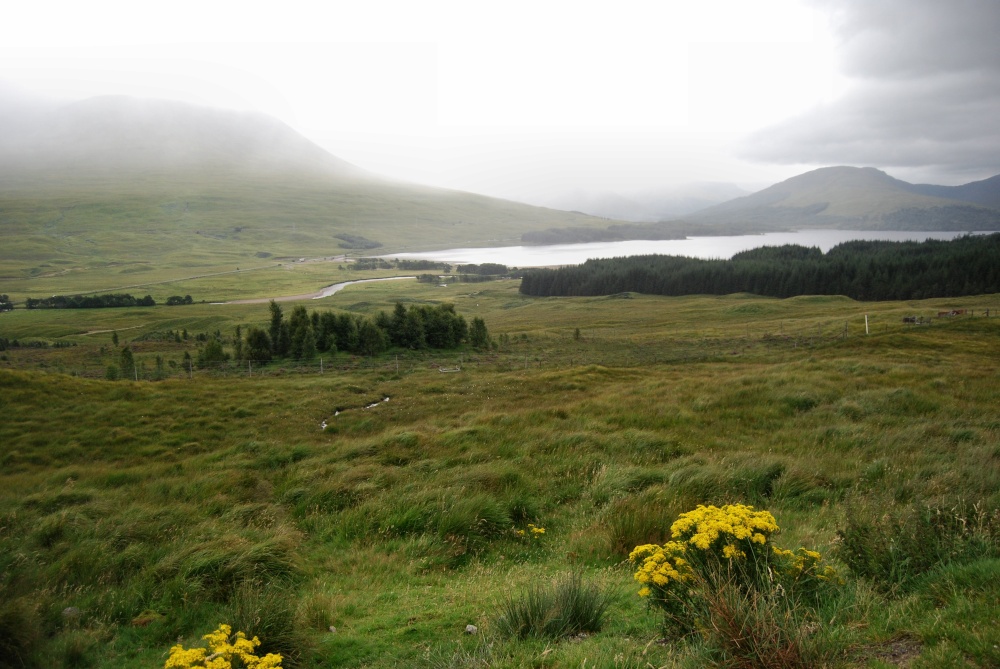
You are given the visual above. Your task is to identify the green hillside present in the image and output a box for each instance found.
[0,96,612,298]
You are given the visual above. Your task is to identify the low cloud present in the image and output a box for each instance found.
[742,0,1000,182]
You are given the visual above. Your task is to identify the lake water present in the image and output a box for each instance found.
[388,230,981,267]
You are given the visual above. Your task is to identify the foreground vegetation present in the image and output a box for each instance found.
[2,283,1000,668]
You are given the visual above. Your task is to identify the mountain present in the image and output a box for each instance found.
[689,166,1000,231]
[907,174,1000,209]
[542,182,750,222]
[0,95,365,178]
[0,94,616,292]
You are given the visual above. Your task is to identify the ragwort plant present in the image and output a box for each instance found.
[164,623,283,669]
[629,504,839,640]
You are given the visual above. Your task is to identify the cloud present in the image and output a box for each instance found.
[742,0,1000,182]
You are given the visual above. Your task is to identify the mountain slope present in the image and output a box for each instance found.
[0,95,616,293]
[689,166,1000,230]
[0,95,365,178]
[907,174,1000,209]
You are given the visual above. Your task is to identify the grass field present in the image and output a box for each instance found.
[2,282,1000,668]
[0,169,612,299]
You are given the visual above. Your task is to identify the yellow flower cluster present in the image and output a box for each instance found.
[772,546,840,582]
[513,523,546,538]
[670,504,779,552]
[164,624,283,669]
[630,505,780,600]
[629,541,694,597]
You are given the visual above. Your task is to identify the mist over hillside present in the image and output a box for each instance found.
[0,95,364,180]
[541,182,751,222]
[0,93,624,293]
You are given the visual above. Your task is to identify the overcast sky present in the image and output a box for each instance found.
[2,0,998,202]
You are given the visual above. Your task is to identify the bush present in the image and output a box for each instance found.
[163,623,283,668]
[494,572,614,639]
[629,504,839,639]
[837,498,1000,590]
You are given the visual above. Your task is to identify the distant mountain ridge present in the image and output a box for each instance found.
[689,166,1000,230]
[907,174,1000,209]
[542,182,750,222]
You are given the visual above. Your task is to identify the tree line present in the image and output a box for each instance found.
[518,234,1000,301]
[24,293,157,309]
[15,294,196,309]
[205,301,491,366]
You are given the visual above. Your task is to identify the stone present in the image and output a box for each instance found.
[465,624,478,635]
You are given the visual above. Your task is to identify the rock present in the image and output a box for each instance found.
[328,626,337,634]
[465,624,478,635]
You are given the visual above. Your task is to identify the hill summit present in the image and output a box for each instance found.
[689,166,1000,231]
[0,95,363,179]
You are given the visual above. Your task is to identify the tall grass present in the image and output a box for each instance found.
[494,572,615,640]
[1,293,999,667]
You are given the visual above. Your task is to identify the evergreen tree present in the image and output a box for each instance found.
[268,300,283,354]
[244,327,272,362]
[300,328,318,360]
[358,319,388,355]
[120,346,135,380]
[470,317,490,349]
[197,338,229,369]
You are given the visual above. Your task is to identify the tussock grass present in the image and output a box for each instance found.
[494,572,616,640]
[2,291,1000,666]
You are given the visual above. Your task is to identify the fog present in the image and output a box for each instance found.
[2,0,999,207]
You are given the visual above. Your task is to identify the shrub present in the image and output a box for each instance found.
[163,623,282,669]
[837,498,1000,590]
[629,504,838,639]
[494,572,614,639]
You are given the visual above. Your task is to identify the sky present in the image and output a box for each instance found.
[2,0,998,203]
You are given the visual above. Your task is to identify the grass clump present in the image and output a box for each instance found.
[0,595,43,669]
[494,571,615,640]
[837,497,1000,590]
[227,581,311,667]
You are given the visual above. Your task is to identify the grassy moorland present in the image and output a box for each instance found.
[2,282,1000,668]
[0,169,610,299]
